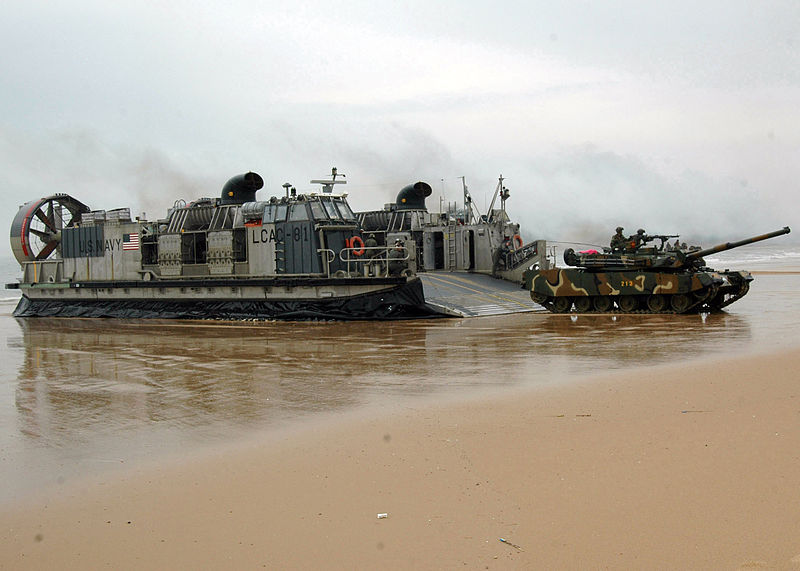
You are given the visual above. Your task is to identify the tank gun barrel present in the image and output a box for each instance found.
[685,226,791,261]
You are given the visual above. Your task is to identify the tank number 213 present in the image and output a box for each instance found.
[620,280,635,287]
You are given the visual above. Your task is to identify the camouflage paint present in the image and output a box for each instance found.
[528,268,718,299]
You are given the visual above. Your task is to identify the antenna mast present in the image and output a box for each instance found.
[461,176,482,224]
[486,175,503,222]
[310,167,347,193]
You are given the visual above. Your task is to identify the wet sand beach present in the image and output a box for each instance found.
[0,250,799,569]
[2,347,800,569]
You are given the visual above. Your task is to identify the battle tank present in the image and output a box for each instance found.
[524,227,791,314]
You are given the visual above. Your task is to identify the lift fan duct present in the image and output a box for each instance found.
[10,194,90,264]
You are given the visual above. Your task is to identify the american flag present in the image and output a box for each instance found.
[122,233,140,251]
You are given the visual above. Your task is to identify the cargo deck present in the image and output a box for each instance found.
[420,272,541,317]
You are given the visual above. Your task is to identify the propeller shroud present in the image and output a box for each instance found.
[10,195,90,264]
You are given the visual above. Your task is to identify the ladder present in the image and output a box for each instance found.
[446,227,457,270]
[275,241,286,273]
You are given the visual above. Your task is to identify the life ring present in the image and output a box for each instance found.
[349,235,365,256]
[513,234,523,249]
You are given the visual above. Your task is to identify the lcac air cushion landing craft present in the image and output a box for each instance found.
[7,168,548,320]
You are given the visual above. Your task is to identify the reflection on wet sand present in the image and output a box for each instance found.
[532,312,750,361]
[13,311,752,450]
[1,246,796,507]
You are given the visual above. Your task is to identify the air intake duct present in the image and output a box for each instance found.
[396,181,432,210]
[220,172,264,205]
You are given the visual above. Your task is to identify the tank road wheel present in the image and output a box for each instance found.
[530,292,548,304]
[573,297,592,313]
[617,295,639,313]
[552,297,572,313]
[646,294,667,313]
[670,294,691,313]
[593,296,613,313]
[694,285,717,307]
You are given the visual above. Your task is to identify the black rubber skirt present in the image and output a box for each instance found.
[12,279,445,321]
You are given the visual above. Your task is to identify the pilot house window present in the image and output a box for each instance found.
[310,201,326,220]
[334,199,356,221]
[289,203,309,222]
[321,198,340,219]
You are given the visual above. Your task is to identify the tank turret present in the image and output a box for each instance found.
[563,227,791,271]
[526,226,791,314]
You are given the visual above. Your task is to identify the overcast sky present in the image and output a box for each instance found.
[2,0,798,259]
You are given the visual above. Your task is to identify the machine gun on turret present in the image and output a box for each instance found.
[641,233,680,251]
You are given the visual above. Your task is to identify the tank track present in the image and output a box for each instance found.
[706,280,750,310]
[531,285,729,315]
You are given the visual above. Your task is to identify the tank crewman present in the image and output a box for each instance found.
[610,227,626,250]
[388,239,407,276]
[626,228,647,251]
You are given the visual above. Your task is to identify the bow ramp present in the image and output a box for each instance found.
[419,272,541,317]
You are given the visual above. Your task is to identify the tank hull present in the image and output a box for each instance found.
[525,268,753,314]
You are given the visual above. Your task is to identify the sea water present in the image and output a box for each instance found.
[0,247,798,503]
